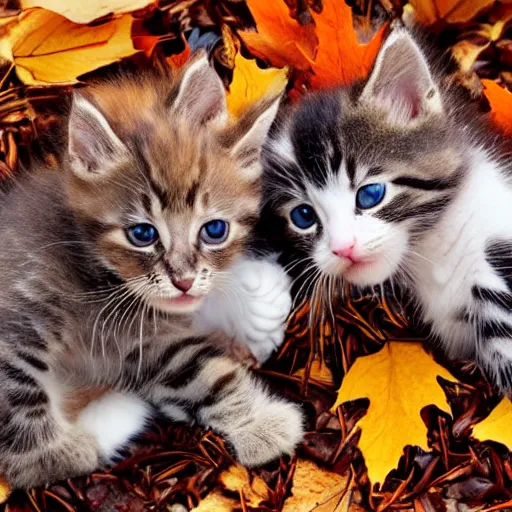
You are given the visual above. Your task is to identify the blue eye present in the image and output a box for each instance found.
[200,219,229,244]
[126,223,159,247]
[356,183,386,209]
[290,204,317,230]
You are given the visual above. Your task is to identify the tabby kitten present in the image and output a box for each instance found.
[262,28,512,392]
[0,56,302,489]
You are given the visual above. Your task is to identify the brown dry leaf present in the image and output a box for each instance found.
[0,8,136,85]
[0,475,11,505]
[226,53,288,118]
[282,459,350,512]
[482,79,512,135]
[239,0,318,71]
[19,0,152,23]
[332,342,456,484]
[406,0,495,26]
[473,398,512,449]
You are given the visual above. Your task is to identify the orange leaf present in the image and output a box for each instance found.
[407,0,494,26]
[241,0,385,91]
[226,53,288,118]
[239,0,318,71]
[308,0,386,89]
[0,475,11,505]
[482,79,512,136]
[20,0,153,24]
[0,9,136,85]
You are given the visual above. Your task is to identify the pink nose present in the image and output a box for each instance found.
[172,278,194,293]
[331,242,355,260]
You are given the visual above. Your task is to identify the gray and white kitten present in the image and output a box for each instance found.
[0,56,301,489]
[262,28,512,392]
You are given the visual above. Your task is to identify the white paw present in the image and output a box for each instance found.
[76,392,152,462]
[196,256,292,363]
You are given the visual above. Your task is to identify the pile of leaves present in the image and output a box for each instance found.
[1,0,512,510]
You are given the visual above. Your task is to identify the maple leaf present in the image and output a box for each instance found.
[241,0,385,90]
[19,0,153,24]
[482,79,512,136]
[473,398,512,449]
[282,459,350,512]
[239,0,318,71]
[332,342,456,484]
[226,53,288,118]
[406,0,495,25]
[0,8,136,85]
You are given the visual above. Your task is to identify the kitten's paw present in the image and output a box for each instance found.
[199,256,292,363]
[228,399,304,467]
[77,391,152,463]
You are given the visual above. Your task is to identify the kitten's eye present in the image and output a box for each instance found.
[290,204,317,230]
[126,223,159,247]
[200,219,229,244]
[356,183,386,209]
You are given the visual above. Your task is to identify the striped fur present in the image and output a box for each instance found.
[261,28,512,393]
[0,56,302,489]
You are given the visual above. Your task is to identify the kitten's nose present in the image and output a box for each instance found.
[331,242,355,260]
[172,278,194,293]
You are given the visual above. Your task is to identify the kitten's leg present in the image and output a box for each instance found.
[131,338,303,466]
[195,255,292,363]
[0,356,100,489]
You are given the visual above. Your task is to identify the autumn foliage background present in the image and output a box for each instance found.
[1,0,512,511]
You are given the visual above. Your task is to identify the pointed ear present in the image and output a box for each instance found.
[229,96,280,180]
[360,29,443,124]
[172,54,228,126]
[68,93,128,179]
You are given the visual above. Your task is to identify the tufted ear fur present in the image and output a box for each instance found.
[228,96,281,180]
[360,29,443,125]
[68,93,128,179]
[172,54,228,126]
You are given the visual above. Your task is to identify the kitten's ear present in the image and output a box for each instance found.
[68,93,128,178]
[172,54,228,125]
[360,29,443,124]
[229,96,280,179]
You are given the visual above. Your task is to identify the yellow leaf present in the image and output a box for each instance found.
[283,460,350,512]
[219,464,270,509]
[226,53,288,118]
[0,475,11,505]
[20,0,152,24]
[191,492,237,512]
[332,342,455,484]
[473,398,512,448]
[0,9,136,85]
[294,357,334,387]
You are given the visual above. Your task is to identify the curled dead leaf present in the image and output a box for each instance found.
[226,53,288,117]
[333,342,456,484]
[20,0,153,24]
[0,8,136,85]
[407,0,495,26]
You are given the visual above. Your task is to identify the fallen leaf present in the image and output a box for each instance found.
[226,53,288,117]
[0,9,136,85]
[239,0,318,71]
[332,342,455,484]
[473,398,512,449]
[0,475,11,505]
[282,459,350,512]
[307,0,386,89]
[20,0,153,24]
[407,0,494,26]
[191,492,236,512]
[294,357,334,387]
[482,79,512,135]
